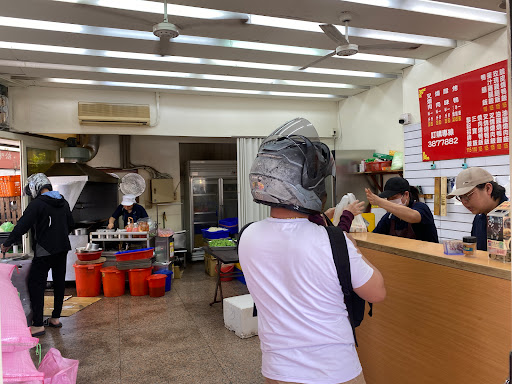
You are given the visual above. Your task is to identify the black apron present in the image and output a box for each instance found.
[390,219,416,239]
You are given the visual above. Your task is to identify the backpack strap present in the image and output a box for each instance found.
[237,222,257,317]
[325,225,359,346]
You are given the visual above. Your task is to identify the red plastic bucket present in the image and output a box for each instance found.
[216,264,235,282]
[147,274,167,298]
[128,267,152,296]
[100,266,126,297]
[73,263,104,297]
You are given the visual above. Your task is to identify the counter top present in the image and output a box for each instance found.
[351,232,511,280]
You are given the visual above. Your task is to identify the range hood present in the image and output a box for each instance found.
[45,162,117,183]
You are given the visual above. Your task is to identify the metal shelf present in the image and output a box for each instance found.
[193,221,218,225]
[193,193,218,197]
[194,211,217,215]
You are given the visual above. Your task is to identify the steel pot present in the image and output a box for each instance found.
[74,228,88,236]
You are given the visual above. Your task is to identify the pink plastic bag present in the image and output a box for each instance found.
[38,348,79,384]
[2,348,45,383]
[0,264,39,352]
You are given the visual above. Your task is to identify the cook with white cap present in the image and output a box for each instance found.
[447,167,508,251]
[107,194,148,229]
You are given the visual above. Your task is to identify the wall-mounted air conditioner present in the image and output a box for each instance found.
[78,102,150,126]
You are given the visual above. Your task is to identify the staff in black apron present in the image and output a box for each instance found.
[365,177,439,243]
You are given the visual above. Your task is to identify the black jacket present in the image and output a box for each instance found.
[5,194,74,256]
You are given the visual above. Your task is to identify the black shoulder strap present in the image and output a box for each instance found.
[325,225,359,346]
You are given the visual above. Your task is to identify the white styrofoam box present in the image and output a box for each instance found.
[223,294,258,339]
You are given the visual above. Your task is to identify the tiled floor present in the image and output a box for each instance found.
[31,262,262,384]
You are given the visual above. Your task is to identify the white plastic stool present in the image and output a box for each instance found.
[223,294,258,339]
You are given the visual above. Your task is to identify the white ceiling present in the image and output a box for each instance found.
[0,0,507,100]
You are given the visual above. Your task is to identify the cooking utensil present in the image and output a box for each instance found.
[85,243,100,251]
[74,228,88,236]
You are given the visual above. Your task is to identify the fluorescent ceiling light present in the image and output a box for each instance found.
[51,0,457,47]
[340,0,506,25]
[0,42,398,79]
[0,17,414,65]
[45,78,345,98]
[0,59,370,89]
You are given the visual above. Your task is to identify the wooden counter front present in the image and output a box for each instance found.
[351,233,511,384]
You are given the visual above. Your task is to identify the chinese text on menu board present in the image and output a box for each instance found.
[419,60,509,161]
[0,150,20,169]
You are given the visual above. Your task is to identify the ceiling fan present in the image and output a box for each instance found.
[299,12,420,70]
[152,0,249,56]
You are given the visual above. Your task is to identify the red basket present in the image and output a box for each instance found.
[115,248,154,262]
[0,175,21,197]
[76,250,103,261]
[365,161,392,172]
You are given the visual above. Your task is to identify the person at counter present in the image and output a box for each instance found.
[1,173,73,337]
[366,177,439,243]
[447,167,508,251]
[107,194,148,229]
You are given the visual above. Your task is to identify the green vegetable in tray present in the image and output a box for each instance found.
[209,239,236,247]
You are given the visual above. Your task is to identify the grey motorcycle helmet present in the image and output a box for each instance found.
[24,173,52,198]
[249,117,335,214]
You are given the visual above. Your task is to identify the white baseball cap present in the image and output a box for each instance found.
[447,167,494,198]
[121,194,136,206]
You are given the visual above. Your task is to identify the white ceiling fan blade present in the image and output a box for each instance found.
[180,15,249,30]
[359,43,421,51]
[299,51,337,71]
[74,3,155,27]
[320,24,349,45]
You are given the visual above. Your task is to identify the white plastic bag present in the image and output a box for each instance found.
[332,193,367,233]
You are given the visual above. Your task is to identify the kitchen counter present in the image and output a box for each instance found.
[349,232,511,384]
[351,232,511,280]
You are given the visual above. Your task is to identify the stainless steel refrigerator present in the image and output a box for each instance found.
[184,161,238,253]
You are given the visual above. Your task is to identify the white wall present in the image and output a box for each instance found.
[8,87,338,138]
[337,77,404,154]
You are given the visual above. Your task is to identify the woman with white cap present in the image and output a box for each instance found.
[447,167,508,250]
[107,194,148,229]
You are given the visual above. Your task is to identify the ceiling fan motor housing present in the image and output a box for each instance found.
[336,44,358,56]
[153,22,180,39]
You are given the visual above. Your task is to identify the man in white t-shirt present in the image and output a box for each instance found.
[238,118,386,384]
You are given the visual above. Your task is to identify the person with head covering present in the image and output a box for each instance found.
[1,173,74,337]
[365,177,438,243]
[447,167,508,250]
[238,118,386,384]
[107,193,148,229]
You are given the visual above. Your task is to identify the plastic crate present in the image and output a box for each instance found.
[0,175,21,197]
[365,161,392,172]
[201,228,229,239]
[115,248,154,262]
[219,217,238,234]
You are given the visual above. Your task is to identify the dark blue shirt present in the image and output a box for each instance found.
[112,203,148,227]
[373,201,439,243]
[471,194,508,251]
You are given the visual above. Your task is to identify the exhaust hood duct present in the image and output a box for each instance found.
[80,134,100,161]
[45,162,118,183]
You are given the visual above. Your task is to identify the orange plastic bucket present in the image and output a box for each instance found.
[128,267,152,296]
[100,266,126,297]
[147,274,167,298]
[216,264,235,282]
[73,263,104,297]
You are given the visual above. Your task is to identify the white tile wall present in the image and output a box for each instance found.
[403,123,510,242]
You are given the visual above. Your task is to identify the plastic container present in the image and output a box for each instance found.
[76,250,103,262]
[115,248,154,262]
[100,266,126,297]
[0,175,21,197]
[128,267,152,296]
[365,161,392,172]
[154,269,173,291]
[462,236,477,257]
[73,263,104,297]
[216,263,235,281]
[201,228,230,239]
[219,217,239,234]
[147,274,167,297]
[443,239,464,255]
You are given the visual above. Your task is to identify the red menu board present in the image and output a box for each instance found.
[419,60,509,161]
